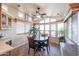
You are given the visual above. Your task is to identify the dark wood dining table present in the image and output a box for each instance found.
[34,35,48,42]
[33,35,48,51]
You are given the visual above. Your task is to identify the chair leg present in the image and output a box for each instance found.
[47,47,49,55]
[28,48,30,54]
[49,45,50,51]
[34,49,36,56]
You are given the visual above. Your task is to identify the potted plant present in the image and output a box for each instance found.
[29,24,39,37]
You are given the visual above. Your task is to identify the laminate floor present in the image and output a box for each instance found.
[3,42,78,56]
[9,43,61,56]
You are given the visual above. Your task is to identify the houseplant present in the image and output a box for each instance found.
[29,24,39,36]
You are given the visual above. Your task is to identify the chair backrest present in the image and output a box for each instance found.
[59,36,65,42]
[27,36,34,47]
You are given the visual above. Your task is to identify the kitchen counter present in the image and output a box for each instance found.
[0,41,13,55]
[0,37,11,43]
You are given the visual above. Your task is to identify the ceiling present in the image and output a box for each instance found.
[5,3,70,21]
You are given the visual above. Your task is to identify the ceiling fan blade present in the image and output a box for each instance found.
[41,13,46,15]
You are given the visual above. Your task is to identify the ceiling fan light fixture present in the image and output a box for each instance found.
[36,15,40,18]
[17,4,20,7]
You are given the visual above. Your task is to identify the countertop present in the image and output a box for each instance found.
[0,41,13,55]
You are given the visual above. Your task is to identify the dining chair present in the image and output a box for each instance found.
[59,36,65,46]
[27,36,39,56]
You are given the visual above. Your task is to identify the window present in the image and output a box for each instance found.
[45,24,49,30]
[40,25,44,30]
[16,21,24,34]
[67,17,72,39]
[51,24,56,30]
[28,17,32,22]
[2,4,8,11]
[16,21,31,34]
[57,23,64,37]
[18,12,24,18]
[40,31,44,34]
[51,24,56,37]
[25,23,31,33]
[58,23,64,31]
[51,31,56,37]
[71,13,78,43]
[45,30,49,35]
[2,14,7,29]
[65,13,78,44]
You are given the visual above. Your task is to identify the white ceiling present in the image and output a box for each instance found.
[6,3,70,20]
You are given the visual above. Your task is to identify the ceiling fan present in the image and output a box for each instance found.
[32,7,62,19]
[31,7,47,18]
[36,7,46,15]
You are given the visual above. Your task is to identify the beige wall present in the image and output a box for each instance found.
[1,4,31,48]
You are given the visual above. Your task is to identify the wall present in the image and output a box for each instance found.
[0,4,31,48]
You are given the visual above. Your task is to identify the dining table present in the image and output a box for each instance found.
[34,35,48,42]
[33,35,48,51]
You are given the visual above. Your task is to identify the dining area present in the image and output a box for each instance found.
[0,3,78,56]
[27,34,50,56]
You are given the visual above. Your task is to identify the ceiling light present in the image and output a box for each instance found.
[17,4,20,7]
[36,15,40,18]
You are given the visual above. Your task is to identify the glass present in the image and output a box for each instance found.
[28,17,32,22]
[45,24,49,30]
[51,24,56,30]
[51,31,56,37]
[18,12,24,18]
[16,22,24,33]
[58,23,64,31]
[40,25,44,30]
[2,4,8,11]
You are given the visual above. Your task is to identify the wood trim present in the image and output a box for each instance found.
[0,3,2,31]
[69,3,79,10]
[69,3,79,12]
[35,19,63,25]
[64,10,73,23]
[6,15,9,30]
[14,18,33,24]
[64,3,79,23]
